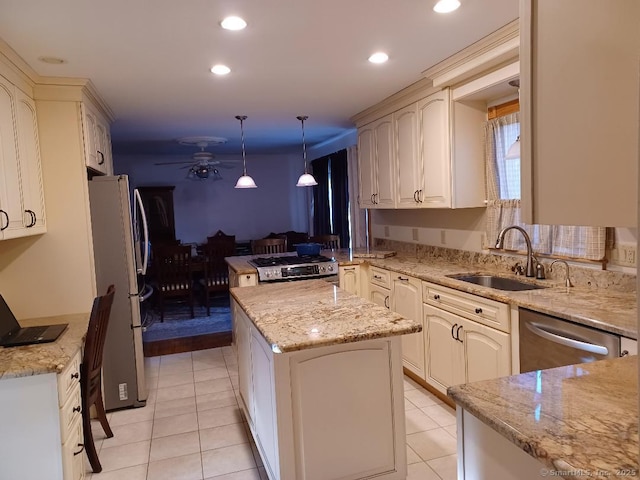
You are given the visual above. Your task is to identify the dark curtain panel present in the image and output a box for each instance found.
[311,149,350,249]
[329,150,350,248]
[311,157,330,236]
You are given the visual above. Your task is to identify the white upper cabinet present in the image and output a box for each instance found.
[0,74,46,239]
[357,116,396,208]
[520,0,640,226]
[82,101,112,175]
[356,87,486,210]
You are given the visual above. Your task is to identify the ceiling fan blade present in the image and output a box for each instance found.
[155,160,195,166]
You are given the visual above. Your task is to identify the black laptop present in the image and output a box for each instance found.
[0,294,68,347]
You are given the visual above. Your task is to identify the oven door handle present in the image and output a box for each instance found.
[525,321,609,356]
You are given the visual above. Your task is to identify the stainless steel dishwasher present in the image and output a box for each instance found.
[519,308,622,373]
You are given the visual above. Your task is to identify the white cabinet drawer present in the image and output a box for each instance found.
[61,415,85,480]
[423,282,510,333]
[57,349,81,407]
[370,267,391,289]
[60,383,82,444]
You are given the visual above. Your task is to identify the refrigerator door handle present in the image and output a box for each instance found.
[133,188,149,275]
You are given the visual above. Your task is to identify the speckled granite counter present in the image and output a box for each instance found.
[230,279,421,352]
[0,313,89,379]
[227,251,637,339]
[448,356,638,478]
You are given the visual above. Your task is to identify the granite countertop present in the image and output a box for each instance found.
[0,313,89,379]
[230,279,421,353]
[448,356,638,478]
[226,250,637,339]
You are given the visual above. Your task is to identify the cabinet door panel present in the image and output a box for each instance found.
[391,275,424,379]
[395,105,421,207]
[424,305,459,394]
[369,283,390,309]
[338,266,360,296]
[357,126,375,208]
[374,118,395,207]
[234,306,254,426]
[15,90,46,232]
[460,319,510,384]
[0,76,24,237]
[418,90,451,208]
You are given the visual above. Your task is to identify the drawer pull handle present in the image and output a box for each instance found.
[475,308,483,314]
[73,406,81,413]
[344,267,355,271]
[451,323,458,340]
[71,372,79,379]
[73,443,85,456]
[398,276,409,282]
[455,325,464,343]
[384,296,389,308]
[433,294,440,300]
[373,275,382,279]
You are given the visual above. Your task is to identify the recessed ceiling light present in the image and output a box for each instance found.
[433,0,461,13]
[368,52,389,64]
[38,56,66,64]
[220,16,247,31]
[211,64,231,75]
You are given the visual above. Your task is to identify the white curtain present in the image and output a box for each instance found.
[485,113,605,260]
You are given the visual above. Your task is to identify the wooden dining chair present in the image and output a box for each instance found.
[310,234,341,250]
[153,244,194,321]
[251,237,287,255]
[82,284,116,473]
[207,229,236,244]
[201,237,236,315]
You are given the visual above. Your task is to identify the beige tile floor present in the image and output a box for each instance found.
[85,347,457,480]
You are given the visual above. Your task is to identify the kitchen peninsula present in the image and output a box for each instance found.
[230,279,421,480]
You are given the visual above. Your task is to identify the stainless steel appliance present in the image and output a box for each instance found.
[519,308,622,373]
[249,254,338,282]
[88,175,150,410]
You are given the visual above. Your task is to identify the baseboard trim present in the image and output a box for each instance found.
[143,330,232,357]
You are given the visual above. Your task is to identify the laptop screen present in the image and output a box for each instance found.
[0,295,20,339]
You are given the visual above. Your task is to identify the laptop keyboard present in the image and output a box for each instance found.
[14,326,47,342]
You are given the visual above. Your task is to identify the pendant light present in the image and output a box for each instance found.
[296,115,317,187]
[505,136,520,159]
[234,115,257,189]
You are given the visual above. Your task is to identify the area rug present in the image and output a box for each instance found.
[141,296,231,342]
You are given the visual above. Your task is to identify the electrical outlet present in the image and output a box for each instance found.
[412,228,419,241]
[620,244,637,267]
[119,383,128,401]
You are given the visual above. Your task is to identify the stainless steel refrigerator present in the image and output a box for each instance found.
[88,174,150,410]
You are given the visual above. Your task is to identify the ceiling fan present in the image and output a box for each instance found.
[154,136,239,180]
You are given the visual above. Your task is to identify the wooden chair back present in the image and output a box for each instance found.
[207,229,236,244]
[81,284,116,473]
[200,238,235,315]
[310,234,341,250]
[251,237,287,255]
[153,244,194,320]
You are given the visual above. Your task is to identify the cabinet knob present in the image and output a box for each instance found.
[433,294,440,300]
[475,308,483,314]
[71,372,79,379]
[73,443,85,456]
[73,405,81,413]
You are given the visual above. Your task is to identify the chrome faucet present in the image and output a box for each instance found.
[495,225,537,277]
[550,259,574,287]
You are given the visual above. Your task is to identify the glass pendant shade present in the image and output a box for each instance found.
[234,115,257,189]
[296,115,317,187]
[505,136,520,160]
[235,175,257,188]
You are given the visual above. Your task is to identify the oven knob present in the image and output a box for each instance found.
[320,266,325,272]
[327,265,334,272]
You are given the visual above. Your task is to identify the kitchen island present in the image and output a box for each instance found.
[448,356,638,479]
[230,279,421,480]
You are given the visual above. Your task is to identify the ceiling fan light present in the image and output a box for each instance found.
[296,173,318,187]
[235,175,257,189]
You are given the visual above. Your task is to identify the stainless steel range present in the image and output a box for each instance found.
[248,254,338,282]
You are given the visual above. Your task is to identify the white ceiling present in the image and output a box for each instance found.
[0,0,518,157]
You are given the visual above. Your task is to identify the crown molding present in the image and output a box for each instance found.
[33,78,114,122]
[422,19,519,88]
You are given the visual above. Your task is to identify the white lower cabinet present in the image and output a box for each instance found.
[232,299,407,480]
[0,348,83,480]
[338,265,360,296]
[390,274,425,379]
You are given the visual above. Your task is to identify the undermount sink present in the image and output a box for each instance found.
[447,274,546,291]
